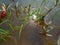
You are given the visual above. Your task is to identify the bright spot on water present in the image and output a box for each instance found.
[29,14,37,26]
[32,14,37,20]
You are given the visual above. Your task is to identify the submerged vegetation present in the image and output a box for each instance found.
[0,0,60,45]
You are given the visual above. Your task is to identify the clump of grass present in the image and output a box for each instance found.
[19,9,37,39]
[0,28,10,42]
[16,0,60,40]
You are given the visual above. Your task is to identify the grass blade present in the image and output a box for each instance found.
[7,10,11,20]
[19,24,23,40]
[8,23,15,31]
[0,20,9,25]
[55,0,59,5]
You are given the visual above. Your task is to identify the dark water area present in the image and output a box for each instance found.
[0,0,60,45]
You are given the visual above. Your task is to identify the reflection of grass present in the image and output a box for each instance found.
[0,28,10,42]
[52,10,60,20]
[0,9,14,42]
[58,36,60,45]
[19,10,37,39]
[0,20,9,25]
[18,0,60,44]
[0,10,11,25]
[0,0,60,45]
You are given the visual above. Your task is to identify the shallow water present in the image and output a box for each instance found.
[0,0,60,45]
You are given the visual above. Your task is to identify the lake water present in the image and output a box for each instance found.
[0,0,60,45]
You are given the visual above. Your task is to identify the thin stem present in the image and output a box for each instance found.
[0,20,9,25]
[44,3,60,16]
[8,23,15,32]
[8,36,18,45]
[19,24,23,40]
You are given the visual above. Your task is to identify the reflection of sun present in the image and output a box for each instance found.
[32,14,37,20]
[28,14,37,26]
